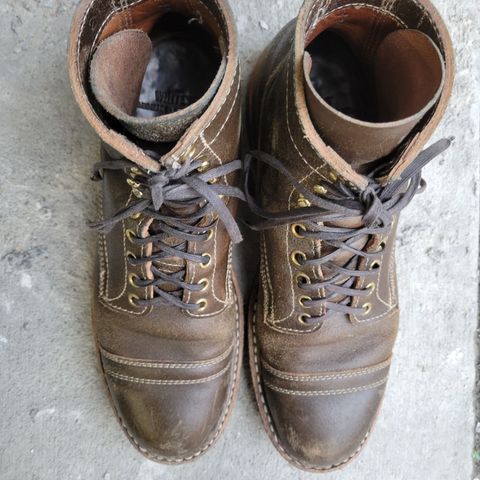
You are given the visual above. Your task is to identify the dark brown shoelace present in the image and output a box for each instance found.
[90,152,245,311]
[244,138,453,324]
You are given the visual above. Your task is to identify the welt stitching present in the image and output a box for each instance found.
[106,363,230,385]
[264,377,388,396]
[261,359,391,382]
[252,304,370,471]
[112,295,240,463]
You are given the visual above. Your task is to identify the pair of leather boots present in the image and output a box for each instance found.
[68,0,453,472]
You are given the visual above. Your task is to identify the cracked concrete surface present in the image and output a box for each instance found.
[0,1,479,479]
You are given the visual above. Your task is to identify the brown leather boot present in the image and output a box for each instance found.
[246,0,454,472]
[68,0,243,463]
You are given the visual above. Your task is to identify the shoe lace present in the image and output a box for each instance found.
[90,151,245,311]
[244,138,453,324]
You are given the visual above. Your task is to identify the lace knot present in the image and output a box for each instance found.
[360,186,391,229]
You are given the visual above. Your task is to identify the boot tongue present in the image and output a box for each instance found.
[304,29,445,171]
[90,29,225,143]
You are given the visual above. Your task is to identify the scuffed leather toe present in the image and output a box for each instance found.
[100,346,239,463]
[262,377,387,471]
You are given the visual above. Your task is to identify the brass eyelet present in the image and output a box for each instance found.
[206,230,214,241]
[131,212,142,220]
[126,251,137,263]
[126,229,136,243]
[185,145,197,159]
[291,224,307,239]
[299,295,312,307]
[198,160,210,173]
[209,177,219,184]
[370,260,381,271]
[128,273,140,288]
[132,188,143,199]
[127,178,141,189]
[295,273,311,286]
[297,195,311,208]
[328,171,338,182]
[130,167,141,178]
[313,184,327,196]
[298,313,311,325]
[362,303,372,315]
[366,283,376,295]
[379,240,387,250]
[200,253,212,268]
[128,294,140,307]
[198,278,209,292]
[291,251,307,268]
[196,299,208,312]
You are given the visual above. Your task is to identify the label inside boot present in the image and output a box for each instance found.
[138,90,193,116]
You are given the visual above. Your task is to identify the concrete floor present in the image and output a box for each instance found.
[0,1,479,479]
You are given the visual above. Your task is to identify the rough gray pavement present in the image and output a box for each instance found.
[0,1,478,479]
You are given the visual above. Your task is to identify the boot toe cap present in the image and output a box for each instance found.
[101,350,238,463]
[261,374,387,471]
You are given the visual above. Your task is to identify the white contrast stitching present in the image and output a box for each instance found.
[251,304,370,471]
[264,378,388,396]
[261,358,391,382]
[106,364,230,385]
[101,342,234,369]
[110,292,241,463]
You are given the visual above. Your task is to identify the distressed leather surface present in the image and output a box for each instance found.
[69,0,243,463]
[247,0,453,471]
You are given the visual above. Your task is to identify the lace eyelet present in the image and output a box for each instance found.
[200,253,212,268]
[127,178,141,189]
[313,184,327,196]
[205,230,214,241]
[295,273,311,286]
[196,299,208,312]
[362,303,372,315]
[379,240,387,250]
[198,160,210,173]
[198,278,209,292]
[328,171,338,182]
[130,167,141,178]
[291,251,307,267]
[128,294,140,307]
[297,195,311,208]
[370,260,381,271]
[298,313,311,325]
[366,283,375,295]
[126,229,136,243]
[291,224,306,239]
[128,273,140,288]
[126,251,137,264]
[185,145,197,159]
[130,213,142,220]
[299,295,312,307]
